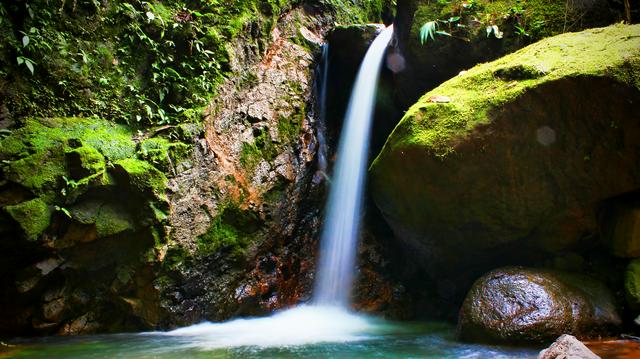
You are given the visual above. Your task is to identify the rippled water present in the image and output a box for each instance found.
[2,306,538,359]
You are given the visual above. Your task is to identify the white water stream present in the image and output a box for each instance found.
[314,24,394,306]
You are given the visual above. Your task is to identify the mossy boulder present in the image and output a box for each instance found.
[0,116,170,335]
[393,0,621,106]
[4,198,52,241]
[458,267,622,344]
[370,24,640,283]
[69,200,135,238]
[625,259,640,311]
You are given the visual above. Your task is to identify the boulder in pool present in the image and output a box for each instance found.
[458,267,621,344]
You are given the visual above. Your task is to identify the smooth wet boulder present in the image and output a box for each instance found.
[458,267,621,344]
[370,24,640,283]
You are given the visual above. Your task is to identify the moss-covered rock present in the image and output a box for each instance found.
[393,0,622,106]
[4,198,52,241]
[625,259,640,311]
[70,200,135,238]
[137,137,191,173]
[371,24,640,288]
[66,146,106,180]
[111,158,168,202]
[458,267,622,344]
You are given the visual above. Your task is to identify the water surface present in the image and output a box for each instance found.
[2,307,538,359]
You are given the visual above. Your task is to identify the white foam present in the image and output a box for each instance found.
[157,306,380,349]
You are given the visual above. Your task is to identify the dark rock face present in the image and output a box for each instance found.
[538,334,600,359]
[458,267,622,344]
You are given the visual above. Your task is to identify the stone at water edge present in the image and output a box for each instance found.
[458,267,622,344]
[538,335,600,359]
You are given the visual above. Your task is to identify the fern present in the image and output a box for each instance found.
[419,21,437,44]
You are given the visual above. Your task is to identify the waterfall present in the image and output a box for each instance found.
[314,25,394,307]
[157,25,395,349]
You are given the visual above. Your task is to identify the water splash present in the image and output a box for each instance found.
[162,305,381,349]
[314,25,394,307]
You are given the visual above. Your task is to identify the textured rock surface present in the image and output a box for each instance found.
[601,202,640,258]
[538,334,600,359]
[370,25,640,300]
[458,267,621,344]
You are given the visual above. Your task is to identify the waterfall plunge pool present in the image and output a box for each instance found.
[2,306,538,358]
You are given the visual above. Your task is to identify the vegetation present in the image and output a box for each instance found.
[0,0,292,127]
[196,202,260,256]
[413,0,615,46]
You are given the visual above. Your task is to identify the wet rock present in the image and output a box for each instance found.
[601,202,640,258]
[458,267,622,344]
[58,313,100,335]
[538,334,600,359]
[625,259,640,311]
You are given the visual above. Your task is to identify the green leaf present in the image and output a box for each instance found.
[419,21,437,45]
[17,57,24,65]
[25,61,34,75]
[436,30,451,37]
[22,35,29,47]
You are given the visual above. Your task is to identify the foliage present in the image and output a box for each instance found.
[0,0,298,128]
[413,0,602,46]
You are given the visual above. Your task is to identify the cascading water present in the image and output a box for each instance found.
[314,24,394,307]
[152,25,395,349]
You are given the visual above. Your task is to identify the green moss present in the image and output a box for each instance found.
[374,24,640,161]
[4,150,66,195]
[138,137,191,172]
[70,200,135,238]
[196,203,260,256]
[112,158,168,201]
[625,259,640,310]
[5,198,53,241]
[66,146,106,179]
[197,220,244,255]
[240,127,279,171]
[159,243,192,272]
[0,117,135,161]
